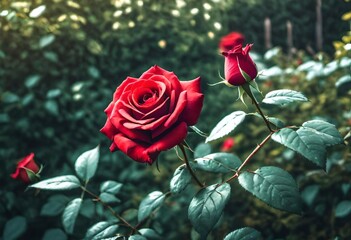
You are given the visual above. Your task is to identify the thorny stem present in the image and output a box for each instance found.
[226,131,274,183]
[178,143,205,188]
[252,97,274,132]
[241,83,274,132]
[81,186,136,231]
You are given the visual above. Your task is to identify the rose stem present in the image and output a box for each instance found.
[242,83,274,133]
[252,97,274,132]
[178,143,204,188]
[81,186,136,231]
[226,131,274,183]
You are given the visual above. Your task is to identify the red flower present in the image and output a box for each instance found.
[220,138,235,152]
[11,153,40,184]
[222,44,258,86]
[101,65,204,164]
[219,32,245,52]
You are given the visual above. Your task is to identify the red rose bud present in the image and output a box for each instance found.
[101,65,204,164]
[219,32,245,52]
[220,138,235,152]
[11,153,41,184]
[222,44,258,86]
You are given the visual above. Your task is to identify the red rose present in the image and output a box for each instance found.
[219,32,245,52]
[11,153,40,184]
[222,44,258,86]
[101,65,204,164]
[220,138,235,152]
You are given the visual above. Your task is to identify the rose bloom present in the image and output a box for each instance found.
[220,138,235,152]
[11,153,40,184]
[219,32,245,52]
[101,65,204,164]
[222,44,258,86]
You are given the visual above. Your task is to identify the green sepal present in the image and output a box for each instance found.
[239,67,254,84]
[24,167,41,183]
[238,86,247,107]
[241,82,257,103]
[189,126,209,138]
[249,79,262,96]
[238,63,262,96]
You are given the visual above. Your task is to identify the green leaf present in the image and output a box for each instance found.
[62,198,82,234]
[238,166,302,214]
[129,235,147,240]
[39,34,55,48]
[224,227,262,240]
[30,175,81,190]
[335,200,351,218]
[188,183,231,238]
[45,100,59,115]
[194,152,241,173]
[194,143,212,159]
[100,180,123,194]
[206,111,246,143]
[335,75,351,96]
[170,164,192,194]
[85,221,119,240]
[301,185,320,207]
[138,191,165,222]
[40,194,70,216]
[251,113,285,128]
[25,75,41,88]
[42,229,67,240]
[301,120,343,146]
[75,145,100,181]
[272,128,327,168]
[262,89,308,106]
[139,228,161,239]
[99,192,121,204]
[88,66,100,78]
[80,199,95,218]
[29,5,46,18]
[0,113,10,123]
[47,89,62,98]
[342,183,351,195]
[336,75,351,88]
[22,94,34,106]
[2,216,27,240]
[2,92,19,103]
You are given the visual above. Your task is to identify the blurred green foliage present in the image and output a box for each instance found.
[225,0,350,54]
[1,0,350,239]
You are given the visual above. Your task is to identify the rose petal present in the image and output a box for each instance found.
[18,169,31,183]
[141,96,169,120]
[149,121,188,152]
[110,116,151,143]
[179,77,204,125]
[113,134,158,164]
[141,66,182,95]
[100,118,119,140]
[112,77,138,101]
[164,91,187,128]
[109,142,118,152]
[118,109,155,125]
[123,113,169,130]
[104,101,115,116]
[17,153,35,168]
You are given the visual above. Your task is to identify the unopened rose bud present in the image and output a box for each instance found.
[11,153,41,184]
[222,44,258,86]
[219,32,245,52]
